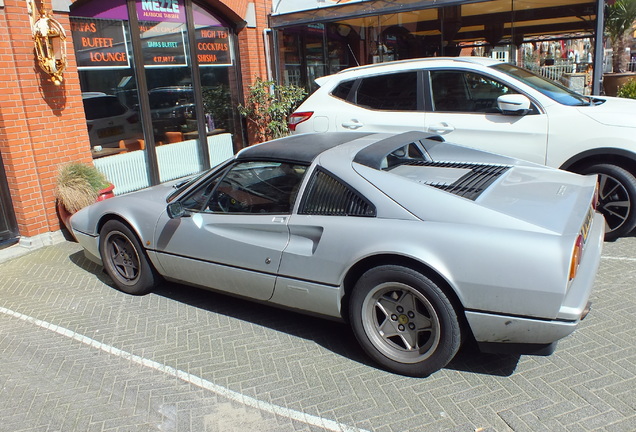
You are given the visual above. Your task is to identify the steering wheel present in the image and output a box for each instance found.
[214,192,247,213]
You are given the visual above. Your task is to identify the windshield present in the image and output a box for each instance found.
[491,63,591,106]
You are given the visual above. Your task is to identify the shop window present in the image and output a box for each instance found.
[70,0,240,195]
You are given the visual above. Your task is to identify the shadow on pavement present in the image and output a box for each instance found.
[69,250,520,378]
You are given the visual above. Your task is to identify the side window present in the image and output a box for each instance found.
[299,168,376,217]
[180,171,224,211]
[465,72,515,112]
[355,72,418,111]
[430,70,515,113]
[331,80,355,101]
[181,162,307,214]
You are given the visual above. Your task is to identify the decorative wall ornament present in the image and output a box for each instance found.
[27,0,67,85]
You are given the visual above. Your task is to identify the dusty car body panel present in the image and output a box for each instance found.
[71,131,603,371]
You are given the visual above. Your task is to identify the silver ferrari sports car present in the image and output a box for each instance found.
[71,131,604,377]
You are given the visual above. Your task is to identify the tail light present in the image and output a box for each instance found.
[569,234,584,280]
[288,111,313,131]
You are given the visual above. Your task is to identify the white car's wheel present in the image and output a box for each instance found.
[580,164,636,241]
[349,265,462,377]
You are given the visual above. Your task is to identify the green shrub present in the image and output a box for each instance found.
[617,79,636,99]
[238,77,306,143]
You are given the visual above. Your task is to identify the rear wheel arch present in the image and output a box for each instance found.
[342,254,466,324]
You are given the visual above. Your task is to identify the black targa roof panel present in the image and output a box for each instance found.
[237,132,372,164]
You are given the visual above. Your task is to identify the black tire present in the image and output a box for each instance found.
[99,220,158,295]
[579,164,636,241]
[349,265,462,377]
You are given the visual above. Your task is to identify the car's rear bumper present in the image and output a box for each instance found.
[465,309,585,346]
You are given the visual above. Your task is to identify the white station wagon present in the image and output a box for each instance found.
[290,57,636,240]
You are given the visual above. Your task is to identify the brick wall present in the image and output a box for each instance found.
[0,0,92,238]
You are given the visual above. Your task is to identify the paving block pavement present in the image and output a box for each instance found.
[0,237,634,431]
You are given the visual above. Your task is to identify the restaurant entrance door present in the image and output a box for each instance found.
[0,153,19,247]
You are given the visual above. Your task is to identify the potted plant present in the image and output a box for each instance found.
[54,162,114,232]
[603,0,636,95]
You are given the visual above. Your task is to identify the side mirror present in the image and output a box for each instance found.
[166,201,186,219]
[497,94,531,116]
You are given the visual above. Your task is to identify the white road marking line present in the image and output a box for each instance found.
[0,306,370,432]
[601,256,636,261]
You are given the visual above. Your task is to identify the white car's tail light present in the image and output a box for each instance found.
[288,111,313,131]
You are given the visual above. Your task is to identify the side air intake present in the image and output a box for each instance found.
[300,168,376,217]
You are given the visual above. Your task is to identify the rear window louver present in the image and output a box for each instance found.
[300,168,376,217]
[396,161,510,201]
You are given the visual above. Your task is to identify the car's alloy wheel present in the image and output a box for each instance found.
[350,265,461,377]
[99,220,158,295]
[581,164,636,241]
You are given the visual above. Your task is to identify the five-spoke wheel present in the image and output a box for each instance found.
[99,220,158,295]
[350,265,461,377]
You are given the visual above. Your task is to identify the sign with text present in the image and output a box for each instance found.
[195,27,231,66]
[136,0,185,23]
[71,18,130,69]
[140,21,187,67]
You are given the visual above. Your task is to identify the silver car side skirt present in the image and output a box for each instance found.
[270,276,342,319]
[150,251,343,319]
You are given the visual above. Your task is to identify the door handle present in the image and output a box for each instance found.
[428,122,455,134]
[341,119,363,129]
[272,216,287,223]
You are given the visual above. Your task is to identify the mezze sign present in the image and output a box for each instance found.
[136,0,184,23]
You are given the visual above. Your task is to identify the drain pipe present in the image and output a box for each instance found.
[263,28,273,82]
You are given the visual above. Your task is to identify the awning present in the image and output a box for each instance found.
[270,0,487,28]
[269,0,599,43]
